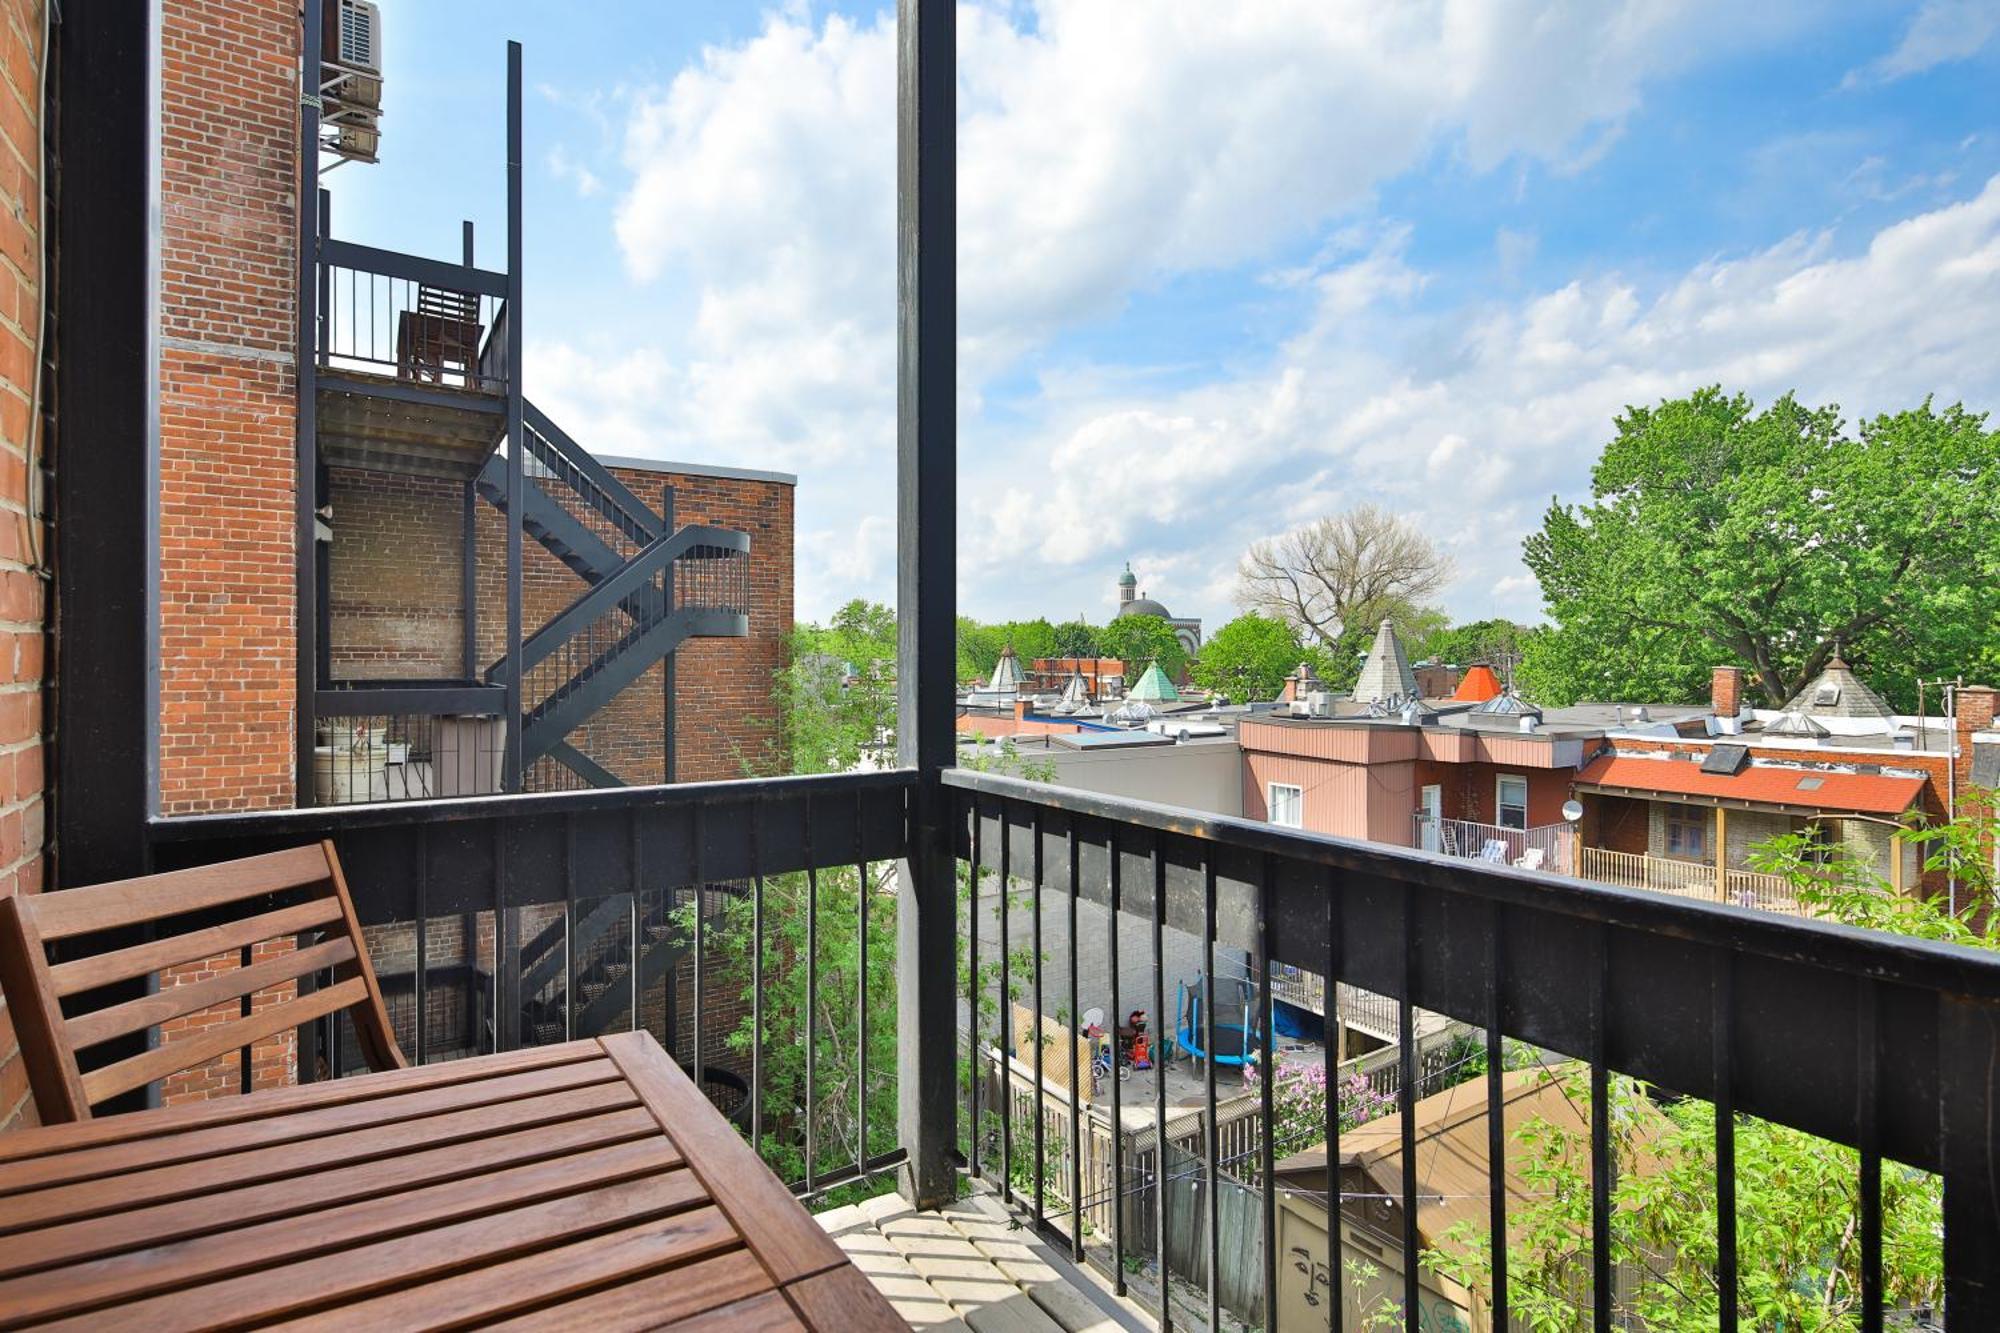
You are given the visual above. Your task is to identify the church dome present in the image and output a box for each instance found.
[1118,562,1137,588]
[1119,597,1172,620]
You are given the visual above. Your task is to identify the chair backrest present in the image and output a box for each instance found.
[0,842,407,1123]
[416,284,480,323]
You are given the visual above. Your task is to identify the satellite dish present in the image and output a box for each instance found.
[1561,799,1585,824]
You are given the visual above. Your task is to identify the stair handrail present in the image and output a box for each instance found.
[522,399,663,546]
[490,523,748,685]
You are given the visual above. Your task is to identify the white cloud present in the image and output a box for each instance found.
[1844,0,2000,87]
[964,176,2000,625]
[538,0,2000,631]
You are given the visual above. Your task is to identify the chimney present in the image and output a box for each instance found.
[1711,666,1746,719]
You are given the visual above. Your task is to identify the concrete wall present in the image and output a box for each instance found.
[1043,739,1242,818]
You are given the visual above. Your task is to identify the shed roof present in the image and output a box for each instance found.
[1273,1067,1662,1254]
[1574,753,1924,815]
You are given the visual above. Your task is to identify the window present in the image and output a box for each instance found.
[1268,782,1303,829]
[1496,775,1529,831]
[1665,805,1710,860]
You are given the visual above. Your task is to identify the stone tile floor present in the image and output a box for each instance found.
[815,1186,1156,1333]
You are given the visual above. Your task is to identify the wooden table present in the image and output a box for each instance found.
[0,1031,905,1331]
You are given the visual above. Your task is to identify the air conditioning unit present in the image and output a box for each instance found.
[335,122,380,164]
[324,0,381,73]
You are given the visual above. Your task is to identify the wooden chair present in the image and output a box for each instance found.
[395,284,484,383]
[0,842,406,1123]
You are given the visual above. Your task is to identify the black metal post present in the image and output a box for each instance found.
[501,41,525,792]
[662,486,676,783]
[894,0,958,1210]
[294,0,324,803]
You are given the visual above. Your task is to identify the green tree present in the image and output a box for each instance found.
[1423,801,2000,1328]
[1190,613,1309,701]
[1050,618,1100,659]
[780,600,898,774]
[1412,617,1528,668]
[1097,613,1188,681]
[1520,389,2000,710]
[957,617,1007,683]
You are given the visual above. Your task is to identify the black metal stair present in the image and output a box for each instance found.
[475,399,750,787]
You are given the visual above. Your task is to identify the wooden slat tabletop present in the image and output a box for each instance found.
[0,1031,905,1332]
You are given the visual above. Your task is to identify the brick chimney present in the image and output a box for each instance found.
[1711,666,1747,718]
[1954,685,1997,788]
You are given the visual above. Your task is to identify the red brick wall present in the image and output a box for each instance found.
[157,0,297,815]
[326,468,464,678]
[0,0,43,1134]
[152,0,300,1105]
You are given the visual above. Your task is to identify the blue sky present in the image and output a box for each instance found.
[327,1,2000,632]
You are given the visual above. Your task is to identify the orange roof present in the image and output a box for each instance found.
[1451,664,1503,703]
[1574,754,1923,815]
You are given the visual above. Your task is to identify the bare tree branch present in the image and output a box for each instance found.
[1235,504,1453,643]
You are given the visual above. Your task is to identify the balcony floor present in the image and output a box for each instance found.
[816,1186,1154,1333]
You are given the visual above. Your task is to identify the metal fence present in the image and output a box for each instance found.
[316,238,509,393]
[948,765,2000,1331]
[1415,812,1576,874]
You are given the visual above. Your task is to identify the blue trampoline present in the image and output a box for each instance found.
[1176,975,1258,1067]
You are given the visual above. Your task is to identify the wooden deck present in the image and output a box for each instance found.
[0,1031,900,1330]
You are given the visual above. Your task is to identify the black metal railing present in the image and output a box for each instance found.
[944,766,2000,1330]
[147,768,914,1202]
[316,238,510,392]
[311,683,508,807]
[142,763,2000,1323]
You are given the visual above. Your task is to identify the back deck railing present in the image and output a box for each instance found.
[143,759,2000,1327]
[316,238,510,393]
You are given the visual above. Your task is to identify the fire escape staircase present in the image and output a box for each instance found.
[475,401,750,785]
[513,887,752,1125]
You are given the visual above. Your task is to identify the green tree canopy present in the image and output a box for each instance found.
[783,599,898,774]
[1097,613,1188,681]
[1521,389,2000,710]
[1411,617,1528,668]
[1050,618,1100,659]
[1191,613,1315,701]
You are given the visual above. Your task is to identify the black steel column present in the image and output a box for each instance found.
[55,0,155,884]
[894,0,957,1210]
[294,0,323,802]
[662,486,675,784]
[501,42,525,792]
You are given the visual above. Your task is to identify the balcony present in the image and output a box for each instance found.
[137,757,2000,1329]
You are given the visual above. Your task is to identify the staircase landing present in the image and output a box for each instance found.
[814,1186,1153,1333]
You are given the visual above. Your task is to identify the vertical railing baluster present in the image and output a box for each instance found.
[998,803,1012,1204]
[628,810,641,1049]
[1858,977,1882,1333]
[750,798,765,1159]
[692,804,705,1087]
[804,797,818,1195]
[1202,855,1221,1333]
[1713,950,1737,1333]
[1032,809,1047,1228]
[1256,855,1277,1332]
[1399,896,1419,1328]
[1067,824,1084,1262]
[1323,868,1342,1333]
[490,821,504,1054]
[414,826,429,1066]
[1590,926,1612,1333]
[1108,829,1126,1294]
[1486,900,1507,1331]
[1150,841,1172,1333]
[969,796,983,1181]
[562,812,576,1044]
[855,786,870,1182]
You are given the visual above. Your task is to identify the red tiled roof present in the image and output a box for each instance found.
[1451,664,1503,703]
[1574,754,1924,815]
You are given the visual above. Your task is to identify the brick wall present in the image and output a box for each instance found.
[326,468,464,678]
[157,0,297,815]
[152,0,300,1105]
[0,0,44,1135]
[0,0,45,1133]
